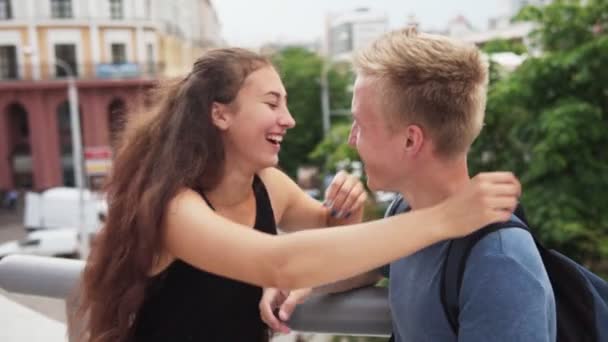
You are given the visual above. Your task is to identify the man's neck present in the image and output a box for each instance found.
[398,157,470,211]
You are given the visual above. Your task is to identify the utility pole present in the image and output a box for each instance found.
[320,61,331,137]
[56,59,88,259]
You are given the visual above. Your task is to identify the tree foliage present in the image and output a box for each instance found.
[470,0,608,271]
[272,48,353,177]
[272,48,324,177]
[481,38,528,54]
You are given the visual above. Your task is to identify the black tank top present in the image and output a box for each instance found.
[133,175,277,341]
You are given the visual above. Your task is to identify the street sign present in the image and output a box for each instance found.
[84,146,112,176]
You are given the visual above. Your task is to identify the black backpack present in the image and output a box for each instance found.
[385,195,608,342]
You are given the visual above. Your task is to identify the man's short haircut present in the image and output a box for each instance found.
[353,27,489,157]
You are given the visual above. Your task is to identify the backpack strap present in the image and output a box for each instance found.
[514,204,529,226]
[440,215,530,333]
[385,194,410,217]
[385,195,410,342]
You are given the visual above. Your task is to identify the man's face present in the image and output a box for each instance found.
[349,75,406,191]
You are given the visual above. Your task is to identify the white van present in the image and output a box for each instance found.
[0,187,107,260]
[23,187,107,233]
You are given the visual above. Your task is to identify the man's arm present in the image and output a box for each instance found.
[313,270,384,294]
[458,230,556,341]
[260,270,384,334]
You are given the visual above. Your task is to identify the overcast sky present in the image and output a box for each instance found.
[212,0,510,47]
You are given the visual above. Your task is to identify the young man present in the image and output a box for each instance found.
[260,27,556,341]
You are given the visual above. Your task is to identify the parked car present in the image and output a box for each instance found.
[0,228,79,260]
[0,187,107,261]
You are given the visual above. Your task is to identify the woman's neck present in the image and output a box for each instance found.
[204,167,256,208]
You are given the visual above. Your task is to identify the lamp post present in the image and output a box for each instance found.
[320,59,353,137]
[320,61,331,137]
[23,47,88,259]
[54,59,88,259]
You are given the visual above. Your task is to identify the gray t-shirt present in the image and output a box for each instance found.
[385,224,556,341]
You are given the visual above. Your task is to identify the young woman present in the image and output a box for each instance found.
[76,48,520,342]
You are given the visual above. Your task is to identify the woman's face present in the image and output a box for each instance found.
[216,66,296,169]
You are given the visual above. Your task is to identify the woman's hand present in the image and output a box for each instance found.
[259,287,312,334]
[323,170,367,225]
[433,172,521,239]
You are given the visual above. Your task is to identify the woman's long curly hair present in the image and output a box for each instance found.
[73,48,271,342]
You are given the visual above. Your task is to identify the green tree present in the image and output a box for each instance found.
[469,0,608,273]
[272,47,324,177]
[309,123,359,173]
[272,48,353,177]
[481,38,528,54]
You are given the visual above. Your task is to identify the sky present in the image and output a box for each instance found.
[212,0,511,48]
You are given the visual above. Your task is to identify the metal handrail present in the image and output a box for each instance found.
[0,255,391,336]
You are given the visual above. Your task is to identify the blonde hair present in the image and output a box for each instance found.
[353,27,489,157]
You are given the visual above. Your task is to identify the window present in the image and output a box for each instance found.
[144,0,151,19]
[0,0,12,20]
[18,238,41,247]
[54,44,77,77]
[111,43,126,64]
[51,0,73,19]
[109,0,123,19]
[146,43,154,62]
[145,43,155,74]
[330,23,354,56]
[0,45,17,79]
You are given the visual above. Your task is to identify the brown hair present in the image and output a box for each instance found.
[353,27,489,157]
[74,48,271,342]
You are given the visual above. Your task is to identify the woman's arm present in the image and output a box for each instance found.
[163,172,519,289]
[261,168,366,231]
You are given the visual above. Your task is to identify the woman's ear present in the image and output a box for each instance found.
[211,102,232,130]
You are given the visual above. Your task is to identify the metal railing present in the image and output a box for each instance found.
[0,62,167,82]
[0,255,391,337]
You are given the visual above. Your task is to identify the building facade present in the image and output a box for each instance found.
[0,0,222,191]
[324,8,389,61]
[446,0,553,47]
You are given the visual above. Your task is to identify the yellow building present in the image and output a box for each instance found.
[0,0,223,81]
[0,0,222,190]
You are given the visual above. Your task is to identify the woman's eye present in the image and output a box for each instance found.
[266,103,278,109]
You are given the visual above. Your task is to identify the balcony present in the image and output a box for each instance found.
[0,15,192,36]
[0,62,166,82]
[0,14,158,28]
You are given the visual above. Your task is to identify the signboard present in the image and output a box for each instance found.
[84,146,113,176]
[95,63,140,79]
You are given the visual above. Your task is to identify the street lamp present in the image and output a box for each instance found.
[320,60,353,137]
[23,47,88,259]
[320,61,331,137]
[53,59,88,259]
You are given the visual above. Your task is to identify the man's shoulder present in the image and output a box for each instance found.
[465,226,549,283]
[471,226,537,258]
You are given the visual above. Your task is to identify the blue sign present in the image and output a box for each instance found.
[95,63,140,79]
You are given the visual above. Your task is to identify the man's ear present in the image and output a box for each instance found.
[403,124,424,156]
[211,102,232,130]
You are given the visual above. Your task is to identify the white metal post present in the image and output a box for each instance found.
[320,61,331,136]
[56,59,88,259]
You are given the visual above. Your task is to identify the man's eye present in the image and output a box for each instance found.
[266,103,278,109]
